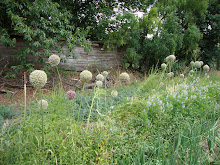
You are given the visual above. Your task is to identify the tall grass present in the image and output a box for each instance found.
[0,69,219,164]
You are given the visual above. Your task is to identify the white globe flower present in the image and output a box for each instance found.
[200,61,204,66]
[203,65,210,72]
[165,55,176,63]
[38,99,48,109]
[190,61,195,66]
[80,70,92,82]
[111,90,118,97]
[102,71,109,78]
[48,54,60,66]
[96,81,103,88]
[96,74,104,81]
[161,63,167,70]
[119,72,130,84]
[194,61,201,68]
[180,74,184,78]
[29,70,47,88]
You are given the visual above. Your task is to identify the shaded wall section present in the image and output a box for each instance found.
[0,39,123,71]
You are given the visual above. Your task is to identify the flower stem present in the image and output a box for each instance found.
[78,83,85,121]
[56,66,63,90]
[23,72,27,141]
[40,88,44,147]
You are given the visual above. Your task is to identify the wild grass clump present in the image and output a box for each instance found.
[0,55,219,164]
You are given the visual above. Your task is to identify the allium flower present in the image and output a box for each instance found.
[194,61,201,68]
[29,70,47,88]
[96,74,104,81]
[165,55,176,63]
[48,54,60,66]
[102,71,108,78]
[200,61,204,66]
[180,74,184,78]
[203,64,210,72]
[190,61,195,66]
[119,72,130,84]
[38,99,48,109]
[80,70,92,82]
[66,90,76,100]
[160,82,164,86]
[96,81,103,88]
[152,89,156,93]
[161,63,167,70]
[189,70,194,75]
[111,90,118,97]
[167,72,174,78]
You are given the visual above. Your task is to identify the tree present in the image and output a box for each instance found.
[0,0,92,71]
[199,0,220,69]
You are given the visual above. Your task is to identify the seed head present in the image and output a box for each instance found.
[180,74,184,78]
[80,70,92,82]
[165,55,176,63]
[119,72,130,84]
[29,70,47,88]
[96,74,104,81]
[102,71,108,78]
[194,61,201,68]
[48,54,60,66]
[160,82,164,86]
[203,65,210,72]
[189,70,194,75]
[111,90,118,97]
[200,61,204,66]
[161,63,167,70]
[96,81,103,88]
[167,72,174,78]
[38,99,48,109]
[190,61,195,66]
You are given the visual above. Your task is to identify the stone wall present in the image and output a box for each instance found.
[0,38,123,71]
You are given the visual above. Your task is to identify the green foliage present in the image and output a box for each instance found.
[0,69,219,164]
[0,0,91,70]
[199,0,220,69]
[0,104,17,122]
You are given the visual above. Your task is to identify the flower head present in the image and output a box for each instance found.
[111,90,118,97]
[180,74,184,78]
[102,71,108,78]
[119,72,130,84]
[165,55,176,63]
[38,99,48,109]
[203,64,210,72]
[96,74,104,81]
[29,70,47,88]
[190,61,195,66]
[80,70,92,82]
[152,89,156,93]
[48,54,60,66]
[160,82,164,86]
[167,72,174,78]
[66,90,76,100]
[189,70,194,75]
[161,63,167,70]
[194,61,201,68]
[96,81,103,88]
[200,61,204,66]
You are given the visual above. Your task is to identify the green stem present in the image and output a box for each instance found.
[40,88,44,148]
[104,77,107,112]
[86,90,96,132]
[23,74,27,142]
[78,83,85,121]
[56,66,63,90]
